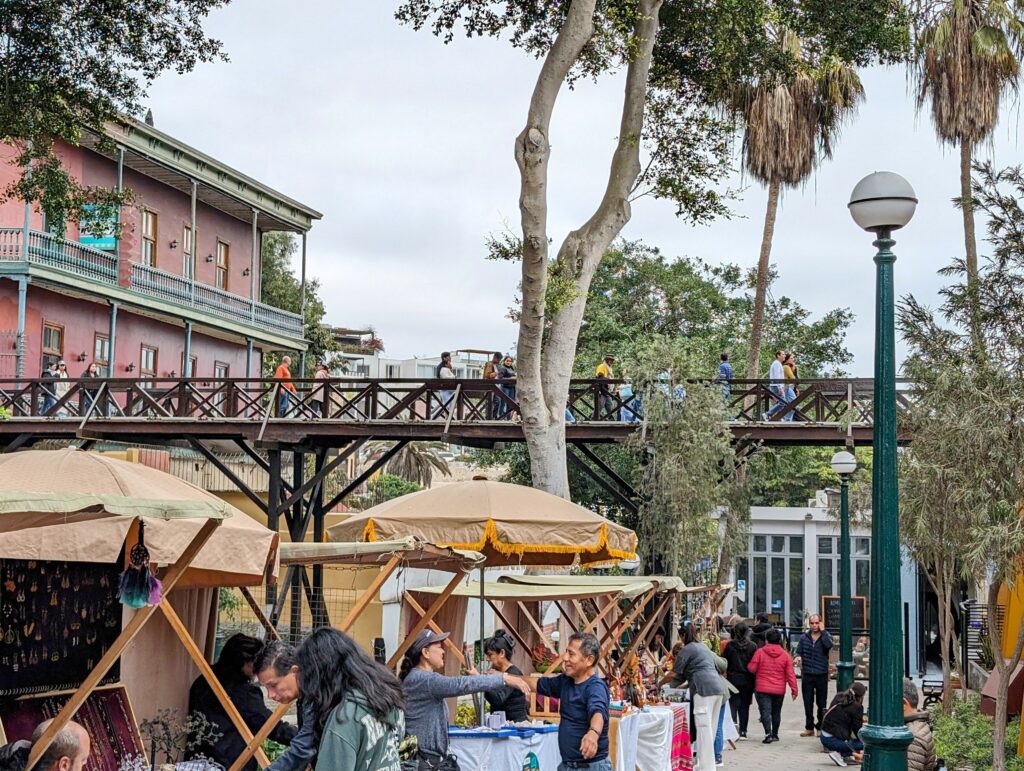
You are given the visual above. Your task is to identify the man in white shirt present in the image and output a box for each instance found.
[763,351,788,421]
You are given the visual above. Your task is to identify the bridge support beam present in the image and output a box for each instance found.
[566,445,638,514]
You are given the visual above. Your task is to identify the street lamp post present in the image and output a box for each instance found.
[831,450,858,692]
[848,172,917,771]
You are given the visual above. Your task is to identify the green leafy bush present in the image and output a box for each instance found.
[931,695,1024,770]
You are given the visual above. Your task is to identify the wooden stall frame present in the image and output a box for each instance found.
[387,571,465,669]
[28,518,222,770]
[239,586,281,641]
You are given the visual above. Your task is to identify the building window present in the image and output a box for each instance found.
[183,226,194,279]
[214,362,229,379]
[141,211,157,267]
[140,345,157,378]
[42,322,64,371]
[385,364,401,379]
[216,241,229,290]
[742,534,805,626]
[818,536,833,555]
[213,362,229,411]
[94,334,110,367]
[181,353,197,378]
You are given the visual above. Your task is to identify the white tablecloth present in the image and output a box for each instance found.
[450,731,561,770]
[616,707,675,771]
[615,712,642,770]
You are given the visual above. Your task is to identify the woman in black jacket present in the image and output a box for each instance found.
[482,630,528,722]
[820,681,867,765]
[188,634,298,771]
[722,622,757,738]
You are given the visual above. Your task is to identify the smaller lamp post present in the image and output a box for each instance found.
[830,450,857,692]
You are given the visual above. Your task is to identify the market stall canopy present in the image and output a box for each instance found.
[327,479,637,567]
[279,538,484,573]
[498,575,688,593]
[0,448,278,586]
[416,577,677,602]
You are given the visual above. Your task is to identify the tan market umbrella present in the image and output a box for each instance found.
[327,478,637,567]
[0,448,278,586]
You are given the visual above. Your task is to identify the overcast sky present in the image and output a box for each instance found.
[146,2,1023,375]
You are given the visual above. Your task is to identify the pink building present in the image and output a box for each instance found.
[0,117,320,380]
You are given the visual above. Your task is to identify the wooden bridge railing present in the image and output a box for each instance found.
[0,376,914,426]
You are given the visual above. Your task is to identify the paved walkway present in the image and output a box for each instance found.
[723,685,847,769]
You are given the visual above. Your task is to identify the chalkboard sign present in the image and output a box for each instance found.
[821,595,868,630]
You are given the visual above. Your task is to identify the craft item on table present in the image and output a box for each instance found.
[530,643,559,673]
[0,685,144,771]
[667,703,693,771]
[118,521,163,608]
[0,559,121,696]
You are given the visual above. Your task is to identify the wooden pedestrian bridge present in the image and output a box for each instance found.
[0,375,912,452]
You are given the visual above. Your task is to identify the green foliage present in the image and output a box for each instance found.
[140,709,221,766]
[626,336,739,580]
[0,0,227,228]
[368,473,422,501]
[218,587,242,622]
[931,696,1024,771]
[260,233,336,375]
[0,405,10,421]
[263,739,287,763]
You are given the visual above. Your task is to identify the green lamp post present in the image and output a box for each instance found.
[848,172,917,771]
[831,449,857,692]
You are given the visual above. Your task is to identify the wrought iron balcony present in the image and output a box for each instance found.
[0,228,303,339]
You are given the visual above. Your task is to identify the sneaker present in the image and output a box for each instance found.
[770,735,780,743]
[829,751,848,767]
[762,412,769,421]
[739,731,747,739]
[762,736,773,744]
[800,729,815,737]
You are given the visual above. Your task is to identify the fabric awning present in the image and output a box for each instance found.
[415,576,682,602]
[279,538,484,573]
[497,574,688,593]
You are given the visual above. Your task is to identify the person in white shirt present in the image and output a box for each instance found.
[763,351,788,421]
[434,351,457,418]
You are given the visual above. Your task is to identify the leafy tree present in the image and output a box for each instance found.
[0,0,227,231]
[899,162,1024,767]
[912,0,1024,345]
[367,474,422,502]
[398,0,904,499]
[260,232,335,376]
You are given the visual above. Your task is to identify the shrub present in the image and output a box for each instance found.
[931,695,1024,770]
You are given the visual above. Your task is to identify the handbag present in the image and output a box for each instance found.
[417,749,461,771]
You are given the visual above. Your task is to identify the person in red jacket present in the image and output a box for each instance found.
[747,629,798,744]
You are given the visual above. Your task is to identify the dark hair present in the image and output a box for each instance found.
[441,351,451,360]
[680,623,699,646]
[492,352,501,360]
[836,681,868,707]
[399,645,425,681]
[298,628,404,740]
[765,629,782,645]
[484,629,515,659]
[755,612,770,624]
[720,353,729,362]
[568,632,601,666]
[214,633,264,683]
[255,640,297,676]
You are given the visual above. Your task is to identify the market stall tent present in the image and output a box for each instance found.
[0,449,279,770]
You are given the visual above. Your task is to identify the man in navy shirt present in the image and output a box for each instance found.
[529,632,610,771]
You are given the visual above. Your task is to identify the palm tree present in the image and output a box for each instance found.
[732,29,865,379]
[914,0,1023,343]
[363,441,452,488]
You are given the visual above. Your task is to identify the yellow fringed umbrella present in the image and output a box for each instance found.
[327,478,637,568]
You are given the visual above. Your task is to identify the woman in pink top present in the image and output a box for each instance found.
[747,629,798,744]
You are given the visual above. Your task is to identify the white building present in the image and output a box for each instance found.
[720,490,921,674]
[336,349,498,380]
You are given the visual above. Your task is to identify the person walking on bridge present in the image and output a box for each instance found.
[274,356,297,417]
[762,351,787,421]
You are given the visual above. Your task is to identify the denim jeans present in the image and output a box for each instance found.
[714,702,726,761]
[558,758,612,771]
[820,734,864,757]
[278,390,291,417]
[766,386,789,419]
[784,386,797,420]
[755,691,784,737]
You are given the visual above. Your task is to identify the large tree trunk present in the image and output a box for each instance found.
[927,562,956,713]
[515,0,663,496]
[745,179,781,379]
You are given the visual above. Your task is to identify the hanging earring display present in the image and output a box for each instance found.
[117,521,163,608]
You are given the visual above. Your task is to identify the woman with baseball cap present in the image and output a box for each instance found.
[400,628,531,769]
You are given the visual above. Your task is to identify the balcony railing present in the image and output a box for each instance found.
[0,228,303,339]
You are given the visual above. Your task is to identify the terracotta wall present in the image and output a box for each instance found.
[1,141,260,299]
[0,281,260,378]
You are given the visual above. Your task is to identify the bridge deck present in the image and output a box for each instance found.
[0,376,908,450]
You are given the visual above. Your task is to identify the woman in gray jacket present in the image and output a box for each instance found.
[400,629,531,768]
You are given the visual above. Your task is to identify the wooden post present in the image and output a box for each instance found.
[600,590,655,658]
[622,594,672,662]
[229,702,291,771]
[516,601,556,649]
[486,600,534,656]
[159,600,272,768]
[387,571,464,668]
[28,518,222,770]
[239,586,280,640]
[404,592,467,666]
[338,553,402,633]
